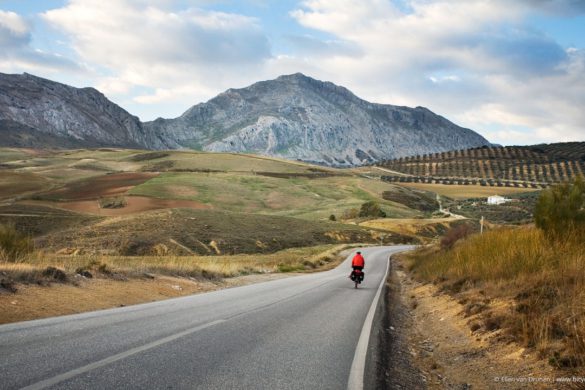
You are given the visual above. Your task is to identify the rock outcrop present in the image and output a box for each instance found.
[0,73,153,149]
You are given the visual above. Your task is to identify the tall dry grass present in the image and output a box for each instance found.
[0,224,34,262]
[0,244,352,284]
[406,227,585,369]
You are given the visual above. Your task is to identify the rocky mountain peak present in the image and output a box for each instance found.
[144,74,491,165]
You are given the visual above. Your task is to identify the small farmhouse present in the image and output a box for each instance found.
[487,195,509,205]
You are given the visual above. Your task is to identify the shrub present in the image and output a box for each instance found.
[98,196,127,209]
[534,176,585,241]
[42,266,68,282]
[329,214,336,221]
[440,223,473,250]
[0,224,33,262]
[342,208,359,220]
[358,201,387,218]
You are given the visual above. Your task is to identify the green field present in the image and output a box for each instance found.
[0,148,40,163]
[129,172,419,219]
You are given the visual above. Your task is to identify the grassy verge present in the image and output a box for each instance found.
[400,227,585,371]
[0,244,356,287]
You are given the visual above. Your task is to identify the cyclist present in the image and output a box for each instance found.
[349,251,365,279]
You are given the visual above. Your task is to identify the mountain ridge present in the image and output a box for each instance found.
[0,71,491,165]
[144,72,491,165]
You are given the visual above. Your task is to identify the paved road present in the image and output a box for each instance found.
[0,246,412,390]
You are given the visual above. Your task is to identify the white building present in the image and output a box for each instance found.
[487,195,510,205]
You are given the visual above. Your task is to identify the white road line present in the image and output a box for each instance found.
[347,250,391,390]
[20,319,226,390]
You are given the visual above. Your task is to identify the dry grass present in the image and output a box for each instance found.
[0,244,353,283]
[360,217,458,235]
[0,244,359,324]
[403,227,585,370]
[398,183,536,199]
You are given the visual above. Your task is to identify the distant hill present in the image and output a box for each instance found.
[144,73,491,166]
[378,143,585,188]
[0,72,491,165]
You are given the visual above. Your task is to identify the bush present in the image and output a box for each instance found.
[98,196,127,209]
[358,201,387,218]
[329,214,336,221]
[342,208,359,220]
[440,224,473,250]
[42,267,68,282]
[535,176,585,241]
[0,224,33,262]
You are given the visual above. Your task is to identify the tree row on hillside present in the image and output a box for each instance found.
[378,143,585,185]
[381,175,547,188]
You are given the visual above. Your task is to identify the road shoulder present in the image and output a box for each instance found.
[389,257,560,389]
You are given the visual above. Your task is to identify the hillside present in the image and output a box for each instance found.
[0,148,422,256]
[377,143,585,188]
[145,73,491,166]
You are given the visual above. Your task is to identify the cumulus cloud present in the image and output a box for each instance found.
[287,0,585,145]
[42,0,271,112]
[0,10,79,73]
[285,35,363,58]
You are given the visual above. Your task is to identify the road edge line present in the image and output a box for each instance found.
[347,251,391,390]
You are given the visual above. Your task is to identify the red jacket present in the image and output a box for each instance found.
[352,253,365,267]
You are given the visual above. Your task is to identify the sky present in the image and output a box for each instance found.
[0,0,584,146]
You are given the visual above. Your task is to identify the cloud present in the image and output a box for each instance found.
[287,0,585,145]
[0,10,29,48]
[42,0,271,110]
[523,0,585,15]
[285,35,363,58]
[0,10,79,73]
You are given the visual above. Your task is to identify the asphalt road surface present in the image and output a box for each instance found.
[0,245,412,390]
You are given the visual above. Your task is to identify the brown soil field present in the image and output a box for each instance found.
[24,196,210,216]
[0,171,51,199]
[38,172,158,200]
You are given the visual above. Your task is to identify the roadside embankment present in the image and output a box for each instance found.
[0,244,359,324]
[384,227,585,389]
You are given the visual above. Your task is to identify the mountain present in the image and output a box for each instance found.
[0,73,154,149]
[144,73,490,165]
[0,72,491,165]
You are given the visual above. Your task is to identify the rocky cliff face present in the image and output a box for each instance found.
[1,72,491,165]
[0,73,154,149]
[144,73,491,165]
